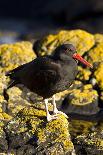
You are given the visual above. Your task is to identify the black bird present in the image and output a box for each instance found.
[4,44,92,121]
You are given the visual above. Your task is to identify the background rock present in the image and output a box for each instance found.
[61,84,99,115]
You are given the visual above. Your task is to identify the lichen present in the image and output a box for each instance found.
[0,30,103,154]
[77,66,91,81]
[6,107,74,154]
[86,42,103,64]
[0,107,12,120]
[75,132,103,153]
[94,63,103,90]
[0,41,36,72]
[67,84,98,106]
[69,120,96,137]
[94,34,103,43]
[37,114,73,152]
[35,29,95,56]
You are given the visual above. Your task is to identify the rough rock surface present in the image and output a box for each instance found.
[0,41,36,72]
[34,29,95,56]
[74,131,103,155]
[0,30,103,154]
[61,84,99,115]
[94,63,103,90]
[5,107,75,155]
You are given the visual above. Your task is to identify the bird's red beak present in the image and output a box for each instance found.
[72,53,93,68]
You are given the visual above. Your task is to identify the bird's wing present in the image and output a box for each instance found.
[21,57,61,90]
[5,63,26,76]
[6,56,61,89]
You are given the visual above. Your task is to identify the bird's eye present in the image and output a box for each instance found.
[69,49,72,51]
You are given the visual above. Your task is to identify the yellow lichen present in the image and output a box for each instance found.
[94,34,103,43]
[0,41,36,72]
[21,107,46,117]
[68,84,98,105]
[76,132,103,151]
[0,107,12,120]
[37,114,73,152]
[58,30,94,55]
[55,89,73,100]
[39,29,95,56]
[94,63,103,90]
[87,42,103,64]
[77,66,91,81]
[69,120,96,137]
[15,107,74,153]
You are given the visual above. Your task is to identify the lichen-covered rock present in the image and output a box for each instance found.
[94,34,103,43]
[0,41,36,72]
[0,41,36,116]
[5,106,75,155]
[0,110,12,153]
[69,120,96,137]
[94,63,103,90]
[0,121,8,152]
[76,66,92,81]
[61,84,99,115]
[34,29,95,56]
[74,132,103,155]
[6,86,54,116]
[0,107,12,121]
[100,91,103,102]
[0,30,103,154]
[85,42,103,65]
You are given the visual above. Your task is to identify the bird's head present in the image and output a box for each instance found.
[53,44,93,68]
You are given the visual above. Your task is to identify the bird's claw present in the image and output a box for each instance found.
[53,110,68,118]
[47,114,58,122]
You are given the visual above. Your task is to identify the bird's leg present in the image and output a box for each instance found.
[44,99,58,122]
[52,95,68,118]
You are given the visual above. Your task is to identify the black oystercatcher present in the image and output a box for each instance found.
[4,44,92,121]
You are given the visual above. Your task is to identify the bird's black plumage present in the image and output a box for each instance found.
[5,44,78,99]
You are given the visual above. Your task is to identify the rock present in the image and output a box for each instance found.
[69,120,97,137]
[76,66,91,81]
[61,84,99,115]
[94,34,103,43]
[100,91,103,102]
[0,41,36,72]
[0,107,12,153]
[6,86,54,116]
[5,106,75,155]
[0,107,12,121]
[74,131,103,155]
[0,121,8,152]
[85,42,103,65]
[0,41,37,116]
[94,63,103,90]
[0,30,103,154]
[33,29,95,56]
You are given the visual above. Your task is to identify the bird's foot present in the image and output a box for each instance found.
[47,114,58,122]
[53,109,68,118]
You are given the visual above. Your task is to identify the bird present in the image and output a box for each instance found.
[4,44,93,121]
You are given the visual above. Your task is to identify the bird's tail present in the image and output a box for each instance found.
[3,80,18,101]
[3,67,22,101]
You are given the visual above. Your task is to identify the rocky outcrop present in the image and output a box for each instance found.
[61,84,99,115]
[4,107,75,155]
[74,131,103,155]
[0,29,103,154]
